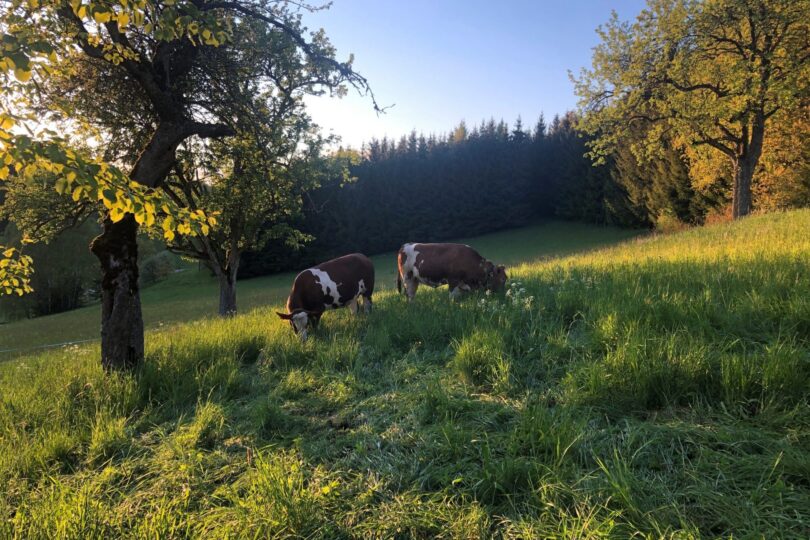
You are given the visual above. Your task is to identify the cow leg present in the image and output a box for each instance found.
[348,298,359,315]
[362,294,373,314]
[310,313,321,331]
[404,278,419,301]
[449,281,471,302]
[448,279,460,301]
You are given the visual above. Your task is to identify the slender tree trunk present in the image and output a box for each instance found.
[218,270,237,317]
[214,246,240,317]
[90,214,144,371]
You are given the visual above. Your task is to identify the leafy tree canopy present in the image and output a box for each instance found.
[574,0,810,218]
[0,0,376,296]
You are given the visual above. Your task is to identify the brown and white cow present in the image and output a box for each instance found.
[396,243,507,301]
[277,253,374,341]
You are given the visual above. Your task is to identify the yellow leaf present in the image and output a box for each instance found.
[117,12,130,28]
[110,207,125,222]
[72,186,84,201]
[94,11,112,24]
[164,230,175,242]
[2,248,14,258]
[134,211,145,225]
[0,116,14,130]
[14,68,32,83]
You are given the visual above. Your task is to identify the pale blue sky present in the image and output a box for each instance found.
[301,0,648,148]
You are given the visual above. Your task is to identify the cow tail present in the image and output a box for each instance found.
[396,246,403,294]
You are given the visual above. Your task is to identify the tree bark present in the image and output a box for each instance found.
[90,214,144,371]
[732,158,754,219]
[89,122,187,371]
[217,246,240,317]
[731,116,765,220]
[218,270,237,317]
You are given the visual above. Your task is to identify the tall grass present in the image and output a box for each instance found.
[1,210,808,538]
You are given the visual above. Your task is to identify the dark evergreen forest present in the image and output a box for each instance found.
[240,112,723,277]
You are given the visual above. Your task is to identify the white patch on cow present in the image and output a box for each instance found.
[308,268,341,307]
[292,311,309,341]
[402,243,421,279]
[357,279,366,295]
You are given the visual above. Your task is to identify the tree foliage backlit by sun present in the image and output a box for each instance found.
[0,0,226,294]
[574,0,810,219]
[1,0,376,369]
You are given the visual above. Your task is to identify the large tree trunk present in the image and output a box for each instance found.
[732,158,754,219]
[731,116,766,220]
[89,122,187,371]
[90,214,144,371]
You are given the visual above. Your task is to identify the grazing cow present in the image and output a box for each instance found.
[277,253,374,341]
[396,243,507,301]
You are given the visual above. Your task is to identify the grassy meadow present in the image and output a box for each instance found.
[1,210,809,538]
[0,221,639,356]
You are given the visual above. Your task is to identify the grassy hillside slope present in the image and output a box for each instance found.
[1,210,808,538]
[0,221,638,356]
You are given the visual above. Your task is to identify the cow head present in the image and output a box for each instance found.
[485,262,508,292]
[276,310,314,341]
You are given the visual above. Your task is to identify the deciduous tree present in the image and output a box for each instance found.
[0,0,374,370]
[574,0,810,218]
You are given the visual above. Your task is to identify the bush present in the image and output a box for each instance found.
[139,251,183,287]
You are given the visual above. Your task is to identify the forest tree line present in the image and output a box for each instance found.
[239,109,809,277]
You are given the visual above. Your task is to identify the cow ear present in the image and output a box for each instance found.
[276,312,293,320]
